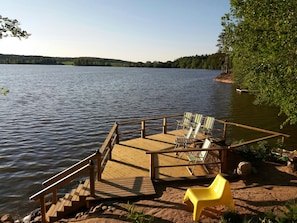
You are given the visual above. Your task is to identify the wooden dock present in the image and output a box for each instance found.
[30,115,290,223]
[102,130,208,179]
[44,130,208,222]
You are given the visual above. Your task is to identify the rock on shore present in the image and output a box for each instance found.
[1,214,14,223]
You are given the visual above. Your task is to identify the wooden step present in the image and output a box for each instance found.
[46,203,57,222]
[71,185,82,202]
[62,193,72,207]
[81,179,90,196]
[46,199,64,222]
[94,176,155,199]
[46,177,155,222]
[46,189,77,222]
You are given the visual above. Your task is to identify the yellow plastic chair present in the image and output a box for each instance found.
[183,174,235,221]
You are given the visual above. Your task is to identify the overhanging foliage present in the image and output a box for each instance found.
[220,0,297,126]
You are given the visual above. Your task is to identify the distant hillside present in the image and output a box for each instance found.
[0,53,226,70]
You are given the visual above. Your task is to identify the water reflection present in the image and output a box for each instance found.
[225,86,296,148]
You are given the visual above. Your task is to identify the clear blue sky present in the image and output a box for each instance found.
[0,0,230,62]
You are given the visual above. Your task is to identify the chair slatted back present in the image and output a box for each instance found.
[203,116,215,134]
[199,138,211,161]
[193,114,203,128]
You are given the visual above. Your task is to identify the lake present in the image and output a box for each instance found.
[0,65,296,216]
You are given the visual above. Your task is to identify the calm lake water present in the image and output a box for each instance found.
[0,65,296,216]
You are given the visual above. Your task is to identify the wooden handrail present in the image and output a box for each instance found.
[30,162,94,223]
[224,121,290,137]
[146,147,227,180]
[99,122,118,152]
[117,114,182,125]
[116,114,183,139]
[228,134,283,149]
[146,146,228,155]
[29,122,120,223]
[156,161,222,169]
[30,163,93,200]
[43,150,100,186]
[42,123,118,187]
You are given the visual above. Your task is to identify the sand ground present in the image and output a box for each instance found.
[59,162,297,223]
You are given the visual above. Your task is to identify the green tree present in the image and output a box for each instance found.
[0,15,30,39]
[221,0,297,126]
[0,87,9,95]
[1,15,30,95]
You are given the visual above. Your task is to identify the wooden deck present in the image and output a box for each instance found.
[102,129,208,179]
[31,116,291,223]
[93,176,155,199]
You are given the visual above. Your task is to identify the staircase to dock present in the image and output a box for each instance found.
[45,179,90,222]
[44,176,156,222]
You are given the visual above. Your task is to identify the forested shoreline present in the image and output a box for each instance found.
[0,52,226,70]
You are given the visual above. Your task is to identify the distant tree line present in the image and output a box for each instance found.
[172,53,225,69]
[0,52,226,70]
[0,54,59,64]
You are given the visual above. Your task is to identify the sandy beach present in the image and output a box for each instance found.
[58,162,297,223]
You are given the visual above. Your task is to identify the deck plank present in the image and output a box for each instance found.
[94,177,155,199]
[102,131,207,179]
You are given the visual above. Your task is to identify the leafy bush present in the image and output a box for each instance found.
[232,139,289,164]
[261,200,297,223]
[234,140,270,162]
[125,201,154,223]
[220,200,297,223]
[220,211,244,222]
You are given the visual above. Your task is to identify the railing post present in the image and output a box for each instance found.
[150,154,156,180]
[96,151,102,181]
[281,136,285,144]
[115,122,119,144]
[108,140,112,160]
[163,117,167,134]
[221,149,228,173]
[223,121,227,141]
[52,189,57,204]
[141,120,146,138]
[40,196,47,223]
[89,160,95,197]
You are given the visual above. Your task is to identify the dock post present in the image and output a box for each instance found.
[223,121,227,141]
[221,149,228,173]
[141,120,146,138]
[163,117,167,134]
[96,150,102,181]
[52,189,57,204]
[89,160,95,197]
[115,122,119,144]
[150,154,156,180]
[40,196,47,223]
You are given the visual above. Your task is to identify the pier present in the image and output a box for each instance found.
[29,114,289,222]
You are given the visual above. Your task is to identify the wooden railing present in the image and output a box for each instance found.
[216,120,290,148]
[146,147,227,180]
[98,122,119,168]
[42,151,101,188]
[29,122,120,223]
[117,113,182,139]
[28,115,180,223]
[29,161,95,223]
